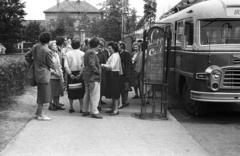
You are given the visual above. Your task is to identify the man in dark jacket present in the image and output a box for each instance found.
[82,37,103,119]
[119,42,132,108]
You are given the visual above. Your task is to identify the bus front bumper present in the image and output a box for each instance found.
[191,91,240,102]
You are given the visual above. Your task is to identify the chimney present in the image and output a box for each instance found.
[57,0,60,9]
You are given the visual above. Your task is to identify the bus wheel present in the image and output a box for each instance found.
[182,83,206,116]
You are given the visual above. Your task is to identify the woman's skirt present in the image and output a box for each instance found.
[105,71,120,99]
[100,69,106,96]
[51,79,63,97]
[67,71,85,100]
[37,82,52,104]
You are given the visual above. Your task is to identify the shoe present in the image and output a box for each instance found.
[118,105,124,109]
[82,112,91,116]
[106,110,114,113]
[97,106,102,111]
[69,109,75,113]
[101,100,106,105]
[80,110,83,113]
[110,111,119,116]
[59,103,64,106]
[91,114,103,119]
[56,106,65,110]
[123,103,129,107]
[132,95,139,99]
[48,106,58,111]
[37,115,51,121]
[82,112,90,116]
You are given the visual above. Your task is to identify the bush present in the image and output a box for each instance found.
[0,54,29,101]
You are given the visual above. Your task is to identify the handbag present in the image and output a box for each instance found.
[68,79,82,90]
[27,64,37,86]
[124,82,132,91]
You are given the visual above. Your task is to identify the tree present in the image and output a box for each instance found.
[76,13,91,37]
[136,0,157,30]
[126,8,137,34]
[90,0,137,41]
[0,0,27,53]
[23,21,46,43]
[49,13,76,39]
[98,0,122,41]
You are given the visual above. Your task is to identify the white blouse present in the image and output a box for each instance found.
[64,49,85,74]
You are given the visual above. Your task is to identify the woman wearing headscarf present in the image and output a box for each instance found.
[48,40,65,111]
[64,39,85,113]
[25,32,55,121]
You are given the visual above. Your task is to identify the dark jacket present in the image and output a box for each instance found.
[82,48,101,83]
[120,50,132,83]
[25,44,55,83]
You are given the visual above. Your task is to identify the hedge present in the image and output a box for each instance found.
[0,54,29,102]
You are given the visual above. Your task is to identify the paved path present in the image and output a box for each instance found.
[0,91,209,156]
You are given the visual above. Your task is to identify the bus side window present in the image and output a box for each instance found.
[176,21,184,46]
[185,19,193,45]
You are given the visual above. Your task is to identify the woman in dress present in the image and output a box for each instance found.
[48,40,65,111]
[64,39,85,113]
[25,32,55,121]
[101,41,123,116]
[131,42,143,99]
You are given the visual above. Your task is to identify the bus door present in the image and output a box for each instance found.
[175,18,194,94]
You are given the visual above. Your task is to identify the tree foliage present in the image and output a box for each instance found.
[49,13,76,39]
[136,0,157,30]
[0,0,26,53]
[76,13,91,37]
[23,21,46,43]
[92,0,138,41]
[98,0,122,41]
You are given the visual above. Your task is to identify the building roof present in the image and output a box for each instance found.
[44,0,100,13]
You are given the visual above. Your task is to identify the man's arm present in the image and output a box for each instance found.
[89,52,99,75]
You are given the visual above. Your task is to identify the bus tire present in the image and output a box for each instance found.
[182,83,206,116]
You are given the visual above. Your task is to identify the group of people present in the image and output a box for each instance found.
[25,31,144,121]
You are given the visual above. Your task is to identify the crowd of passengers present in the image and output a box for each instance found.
[25,32,145,120]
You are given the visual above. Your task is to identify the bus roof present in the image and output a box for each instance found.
[156,0,240,24]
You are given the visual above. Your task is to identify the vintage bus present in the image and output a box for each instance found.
[152,0,240,116]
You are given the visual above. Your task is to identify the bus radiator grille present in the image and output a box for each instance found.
[222,68,240,88]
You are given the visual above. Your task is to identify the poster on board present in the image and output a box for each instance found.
[144,27,165,84]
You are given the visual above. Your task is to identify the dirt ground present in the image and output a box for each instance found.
[0,86,36,152]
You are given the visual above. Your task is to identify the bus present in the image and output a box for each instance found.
[152,0,240,116]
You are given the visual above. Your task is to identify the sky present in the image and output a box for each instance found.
[22,0,181,20]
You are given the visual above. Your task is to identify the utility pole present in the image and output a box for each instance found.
[121,0,128,39]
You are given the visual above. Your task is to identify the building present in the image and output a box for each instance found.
[44,0,103,39]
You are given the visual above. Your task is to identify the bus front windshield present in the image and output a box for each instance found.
[200,20,240,45]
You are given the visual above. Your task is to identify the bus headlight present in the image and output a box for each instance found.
[211,70,221,80]
[205,65,222,91]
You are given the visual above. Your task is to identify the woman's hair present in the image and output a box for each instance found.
[71,39,80,49]
[108,41,119,52]
[39,32,51,44]
[48,40,56,50]
[119,42,126,50]
[132,42,140,49]
[89,37,100,48]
